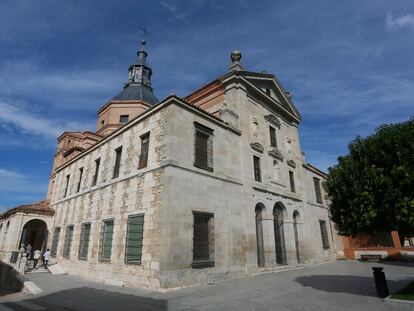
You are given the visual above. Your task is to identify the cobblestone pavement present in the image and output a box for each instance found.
[0,261,413,311]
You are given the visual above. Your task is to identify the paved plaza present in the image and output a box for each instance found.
[0,261,413,311]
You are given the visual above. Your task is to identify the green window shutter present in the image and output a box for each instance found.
[78,223,91,260]
[125,215,144,263]
[319,220,330,249]
[51,227,61,257]
[99,220,114,261]
[63,225,74,258]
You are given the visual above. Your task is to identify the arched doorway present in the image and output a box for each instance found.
[293,211,301,263]
[19,219,48,256]
[273,202,287,265]
[255,203,266,267]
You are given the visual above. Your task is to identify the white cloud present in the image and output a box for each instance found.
[0,168,25,179]
[386,13,414,30]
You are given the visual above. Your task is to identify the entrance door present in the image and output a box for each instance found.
[255,204,265,267]
[274,204,287,265]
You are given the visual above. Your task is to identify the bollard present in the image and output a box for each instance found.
[372,267,389,298]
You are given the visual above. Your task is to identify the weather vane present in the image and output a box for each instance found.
[140,27,149,43]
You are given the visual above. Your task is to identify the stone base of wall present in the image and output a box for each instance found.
[344,247,414,260]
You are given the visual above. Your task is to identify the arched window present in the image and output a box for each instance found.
[273,202,287,265]
[293,211,301,263]
[255,204,266,267]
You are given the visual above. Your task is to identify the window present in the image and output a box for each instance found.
[101,119,105,127]
[194,122,214,171]
[51,227,61,257]
[319,220,330,249]
[76,167,83,193]
[125,215,144,263]
[138,133,150,169]
[192,212,214,268]
[119,115,129,124]
[99,219,114,261]
[265,88,271,96]
[289,171,296,193]
[92,158,100,186]
[253,156,261,182]
[113,147,122,179]
[64,174,70,197]
[78,223,91,260]
[269,126,277,147]
[62,225,74,258]
[313,177,323,204]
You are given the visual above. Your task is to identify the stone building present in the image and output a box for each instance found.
[0,40,342,289]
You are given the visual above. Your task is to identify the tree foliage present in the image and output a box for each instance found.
[325,118,414,237]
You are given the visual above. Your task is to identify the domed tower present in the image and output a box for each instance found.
[96,39,158,136]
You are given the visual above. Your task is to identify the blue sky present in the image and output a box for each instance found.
[0,0,413,211]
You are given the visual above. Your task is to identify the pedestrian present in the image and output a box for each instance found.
[33,249,41,269]
[43,249,51,269]
[26,244,32,259]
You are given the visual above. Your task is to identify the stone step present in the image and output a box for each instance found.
[26,268,50,274]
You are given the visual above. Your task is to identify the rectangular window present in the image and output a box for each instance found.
[64,174,70,197]
[192,212,214,268]
[92,158,100,186]
[253,156,261,182]
[319,220,330,249]
[76,167,83,193]
[125,215,144,263]
[62,225,74,258]
[269,126,277,147]
[289,171,296,193]
[99,219,114,261]
[194,123,213,171]
[78,223,91,260]
[113,147,122,179]
[313,177,323,204]
[119,115,129,124]
[138,133,150,169]
[51,227,61,257]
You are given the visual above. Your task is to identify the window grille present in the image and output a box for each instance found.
[269,126,277,147]
[76,168,83,193]
[64,174,70,197]
[99,219,114,261]
[138,133,150,169]
[319,220,330,249]
[51,227,61,257]
[289,171,296,193]
[119,115,129,124]
[62,225,74,258]
[92,158,100,186]
[253,156,261,182]
[125,215,144,263]
[192,212,214,268]
[78,223,91,260]
[113,147,122,179]
[313,177,323,203]
[194,123,213,171]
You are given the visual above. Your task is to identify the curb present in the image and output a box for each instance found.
[384,296,414,305]
[15,274,42,295]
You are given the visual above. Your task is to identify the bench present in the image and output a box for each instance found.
[360,254,382,262]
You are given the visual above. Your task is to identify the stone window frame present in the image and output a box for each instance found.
[319,220,330,249]
[193,122,214,172]
[289,170,296,193]
[91,158,100,186]
[99,218,114,262]
[51,227,61,257]
[138,132,150,169]
[253,155,262,182]
[78,222,92,260]
[112,146,123,179]
[63,174,70,198]
[119,115,129,124]
[192,211,215,269]
[62,225,74,258]
[76,167,83,193]
[313,177,323,204]
[124,214,145,265]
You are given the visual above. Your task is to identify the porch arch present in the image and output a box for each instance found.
[19,219,48,256]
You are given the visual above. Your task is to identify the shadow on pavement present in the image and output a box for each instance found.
[295,275,412,297]
[2,287,167,311]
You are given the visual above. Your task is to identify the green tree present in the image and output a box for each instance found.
[325,118,414,238]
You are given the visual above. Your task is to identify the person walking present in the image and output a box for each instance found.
[26,244,32,259]
[43,249,51,269]
[33,249,41,269]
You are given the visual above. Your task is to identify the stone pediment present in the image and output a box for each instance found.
[268,148,283,160]
[250,142,264,153]
[264,114,281,128]
[287,159,296,168]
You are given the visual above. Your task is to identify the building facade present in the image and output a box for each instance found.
[1,41,342,289]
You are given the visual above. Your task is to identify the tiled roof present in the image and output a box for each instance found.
[0,200,54,220]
